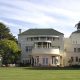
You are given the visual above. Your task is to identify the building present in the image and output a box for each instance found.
[18,28,80,67]
[64,29,80,66]
[18,28,65,67]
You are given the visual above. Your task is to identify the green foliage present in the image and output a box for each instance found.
[0,39,21,64]
[0,22,20,64]
[0,22,17,42]
[0,39,20,53]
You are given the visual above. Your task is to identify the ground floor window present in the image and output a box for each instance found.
[22,60,30,64]
[79,58,80,62]
[43,58,48,65]
[52,56,59,65]
[76,57,78,62]
[52,56,55,64]
[52,56,57,64]
[71,57,74,62]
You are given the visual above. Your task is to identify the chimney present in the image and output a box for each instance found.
[19,29,21,34]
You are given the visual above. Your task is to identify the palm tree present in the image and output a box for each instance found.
[75,21,80,30]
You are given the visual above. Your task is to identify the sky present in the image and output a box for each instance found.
[0,0,80,38]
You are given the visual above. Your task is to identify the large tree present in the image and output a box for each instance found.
[0,22,20,65]
[75,21,80,30]
[0,39,20,65]
[0,22,17,42]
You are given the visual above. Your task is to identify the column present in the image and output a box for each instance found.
[49,43,50,48]
[42,42,43,48]
[34,43,36,48]
[47,43,48,48]
[60,56,63,67]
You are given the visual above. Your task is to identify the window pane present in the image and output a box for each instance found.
[43,58,45,64]
[78,48,80,52]
[71,57,74,62]
[74,48,76,52]
[52,56,55,64]
[46,58,48,64]
[76,57,78,62]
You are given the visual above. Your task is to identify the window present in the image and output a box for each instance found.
[74,48,76,52]
[40,37,46,40]
[26,47,28,52]
[27,37,31,41]
[76,57,78,62]
[47,37,52,40]
[26,46,33,52]
[34,37,39,40]
[74,48,80,53]
[52,56,55,64]
[72,41,77,44]
[79,58,80,62]
[43,58,45,64]
[31,37,33,41]
[36,56,39,63]
[77,48,80,52]
[71,57,74,62]
[27,37,35,41]
[46,58,48,64]
[58,46,60,49]
[43,58,48,65]
[53,37,55,41]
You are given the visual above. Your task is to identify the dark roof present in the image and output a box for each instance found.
[19,28,64,36]
[72,30,80,34]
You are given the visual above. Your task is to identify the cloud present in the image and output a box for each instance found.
[0,0,80,38]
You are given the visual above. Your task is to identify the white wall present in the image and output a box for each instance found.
[64,32,80,66]
[18,34,64,63]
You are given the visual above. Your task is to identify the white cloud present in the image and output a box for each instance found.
[0,0,80,37]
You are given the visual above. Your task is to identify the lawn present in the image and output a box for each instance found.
[0,67,80,80]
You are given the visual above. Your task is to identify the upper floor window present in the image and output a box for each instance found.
[74,48,76,52]
[77,48,80,52]
[72,41,77,44]
[27,37,39,41]
[74,48,80,53]
[47,37,52,40]
[31,37,33,41]
[40,37,46,40]
[34,37,39,40]
[58,46,60,49]
[26,36,59,41]
[26,46,33,53]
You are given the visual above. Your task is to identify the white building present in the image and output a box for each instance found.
[64,29,80,66]
[18,28,80,67]
[18,28,64,67]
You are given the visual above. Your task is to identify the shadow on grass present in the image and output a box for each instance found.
[23,66,80,70]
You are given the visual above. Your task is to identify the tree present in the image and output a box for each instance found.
[0,39,21,65]
[75,21,80,30]
[0,22,17,42]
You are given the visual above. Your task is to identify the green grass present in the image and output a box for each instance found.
[0,67,80,80]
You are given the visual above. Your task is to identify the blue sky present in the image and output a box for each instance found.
[0,0,80,38]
